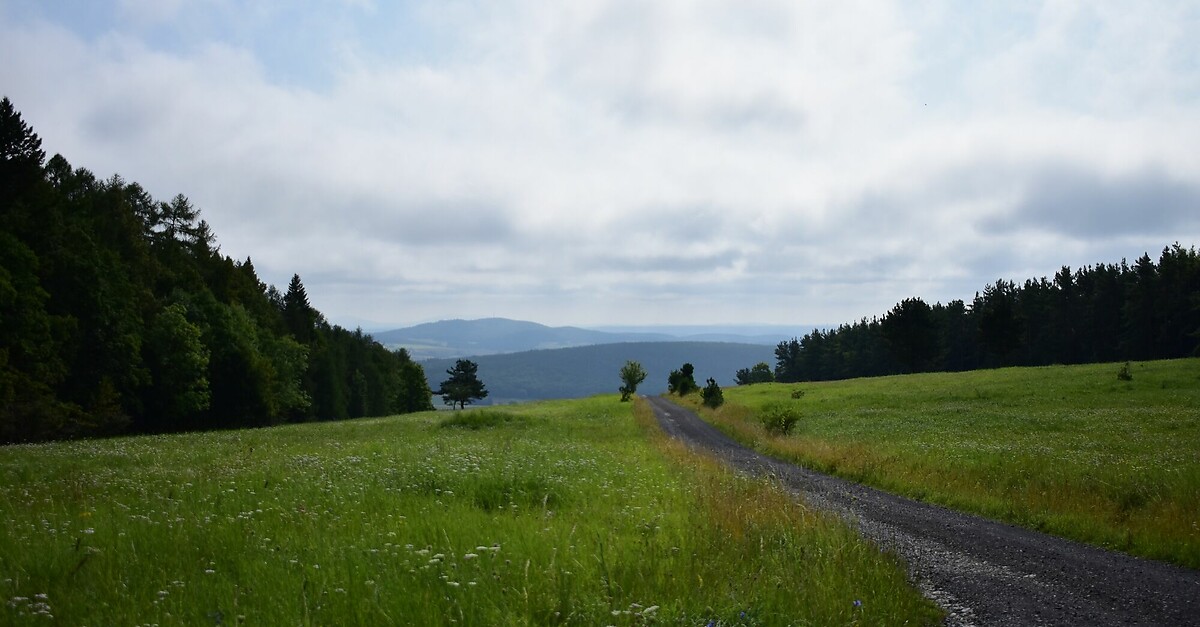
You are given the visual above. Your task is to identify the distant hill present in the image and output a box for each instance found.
[421,341,776,404]
[589,324,818,345]
[373,318,668,360]
[374,317,808,360]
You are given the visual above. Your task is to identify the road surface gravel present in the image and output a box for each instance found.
[644,395,1200,626]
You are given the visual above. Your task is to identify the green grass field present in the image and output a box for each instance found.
[0,397,940,625]
[696,358,1200,569]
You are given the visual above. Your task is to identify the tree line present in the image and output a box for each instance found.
[0,98,432,443]
[772,245,1200,383]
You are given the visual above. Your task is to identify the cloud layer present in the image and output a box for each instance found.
[3,0,1198,327]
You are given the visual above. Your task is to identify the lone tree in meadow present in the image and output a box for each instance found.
[618,360,647,402]
[437,359,488,409]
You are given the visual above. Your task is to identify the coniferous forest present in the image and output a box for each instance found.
[0,98,432,443]
[774,245,1200,383]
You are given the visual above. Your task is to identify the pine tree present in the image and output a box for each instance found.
[1,97,49,226]
[282,274,317,344]
[976,280,1023,366]
[0,97,45,166]
[437,359,488,409]
[667,363,698,395]
[774,338,803,383]
[701,377,724,408]
[881,297,940,373]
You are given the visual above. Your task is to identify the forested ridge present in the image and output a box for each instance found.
[0,98,432,443]
[774,245,1200,382]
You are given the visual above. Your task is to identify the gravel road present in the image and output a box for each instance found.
[644,396,1200,626]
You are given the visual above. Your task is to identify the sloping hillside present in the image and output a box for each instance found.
[422,341,775,403]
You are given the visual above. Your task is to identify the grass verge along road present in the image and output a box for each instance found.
[646,394,1200,627]
[698,358,1200,569]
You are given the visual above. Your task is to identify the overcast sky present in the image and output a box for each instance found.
[2,1,1198,329]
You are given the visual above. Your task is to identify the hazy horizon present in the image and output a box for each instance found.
[338,315,820,338]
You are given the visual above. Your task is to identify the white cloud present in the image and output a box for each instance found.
[1,1,1198,327]
[117,0,189,25]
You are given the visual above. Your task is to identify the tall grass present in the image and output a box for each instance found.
[0,397,939,625]
[695,358,1200,569]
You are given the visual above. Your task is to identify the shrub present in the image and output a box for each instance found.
[758,403,800,436]
[668,363,699,395]
[735,362,775,385]
[790,388,806,399]
[701,378,724,408]
[439,410,523,430]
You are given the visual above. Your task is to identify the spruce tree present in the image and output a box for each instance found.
[437,359,488,409]
[282,274,317,344]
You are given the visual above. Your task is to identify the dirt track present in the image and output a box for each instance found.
[644,396,1200,626]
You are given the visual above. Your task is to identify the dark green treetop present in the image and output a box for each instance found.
[701,377,724,408]
[667,362,698,395]
[283,274,318,344]
[735,362,775,385]
[0,96,44,166]
[881,297,940,373]
[437,359,488,409]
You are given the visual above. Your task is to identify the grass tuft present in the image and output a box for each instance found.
[438,409,527,430]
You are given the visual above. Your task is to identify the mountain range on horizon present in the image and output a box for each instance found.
[369,317,815,361]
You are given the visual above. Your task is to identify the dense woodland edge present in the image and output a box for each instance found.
[767,245,1200,384]
[1,98,433,443]
[3,96,1199,442]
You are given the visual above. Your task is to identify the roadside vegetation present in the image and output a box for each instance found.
[0,396,940,625]
[687,358,1200,569]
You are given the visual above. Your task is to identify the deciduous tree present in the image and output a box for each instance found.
[618,360,647,401]
[141,302,210,430]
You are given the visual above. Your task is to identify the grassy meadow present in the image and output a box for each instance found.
[695,358,1200,569]
[0,397,941,625]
